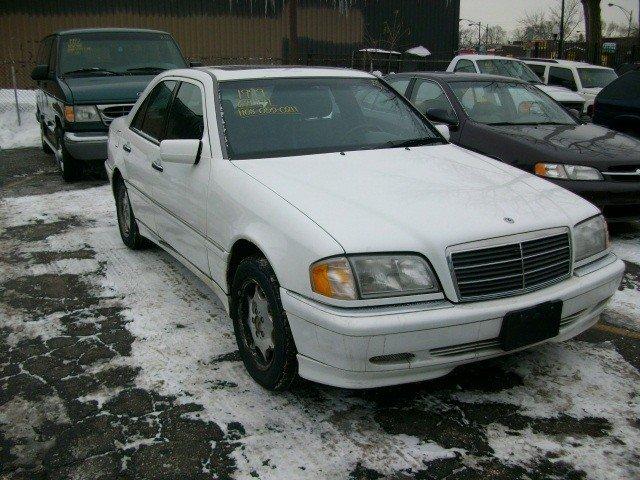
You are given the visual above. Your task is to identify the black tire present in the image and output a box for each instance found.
[115,179,146,250]
[40,118,53,155]
[230,256,298,391]
[55,126,81,182]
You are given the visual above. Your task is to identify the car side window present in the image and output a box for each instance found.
[454,59,476,73]
[548,67,577,91]
[136,80,177,141]
[412,80,458,123]
[528,64,546,80]
[165,82,205,140]
[37,37,53,68]
[386,77,410,95]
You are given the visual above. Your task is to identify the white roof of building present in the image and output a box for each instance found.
[202,65,374,81]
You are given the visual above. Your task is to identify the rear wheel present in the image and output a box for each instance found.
[115,179,146,249]
[55,126,81,182]
[231,256,298,391]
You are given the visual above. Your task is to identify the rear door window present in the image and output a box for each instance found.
[528,64,546,80]
[165,82,205,140]
[411,80,458,123]
[136,80,177,141]
[454,59,476,73]
[386,77,410,95]
[548,67,577,91]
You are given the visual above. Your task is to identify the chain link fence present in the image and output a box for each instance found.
[1,61,37,122]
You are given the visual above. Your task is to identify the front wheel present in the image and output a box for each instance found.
[40,119,53,155]
[55,127,81,182]
[115,179,146,250]
[231,256,298,391]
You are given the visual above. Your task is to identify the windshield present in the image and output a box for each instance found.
[449,80,575,126]
[59,32,186,76]
[476,59,542,83]
[577,68,617,89]
[218,77,443,159]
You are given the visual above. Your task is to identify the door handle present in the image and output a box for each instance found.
[122,143,131,153]
[151,161,163,172]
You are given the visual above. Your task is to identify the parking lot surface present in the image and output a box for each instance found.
[1,147,639,480]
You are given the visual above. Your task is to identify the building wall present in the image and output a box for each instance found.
[1,0,459,87]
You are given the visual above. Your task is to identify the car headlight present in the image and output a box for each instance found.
[535,163,603,181]
[573,215,609,262]
[64,105,101,123]
[310,254,439,300]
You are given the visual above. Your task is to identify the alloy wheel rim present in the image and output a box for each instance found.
[241,281,275,369]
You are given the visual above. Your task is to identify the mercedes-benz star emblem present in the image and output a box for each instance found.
[504,217,514,224]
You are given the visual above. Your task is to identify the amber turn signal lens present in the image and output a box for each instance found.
[309,257,357,300]
[64,106,75,123]
[534,163,548,176]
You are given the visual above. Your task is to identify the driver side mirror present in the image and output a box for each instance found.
[159,139,201,165]
[425,108,457,127]
[434,124,450,141]
[189,60,203,67]
[31,64,50,81]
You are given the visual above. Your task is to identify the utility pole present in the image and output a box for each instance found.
[558,0,566,59]
[288,0,298,64]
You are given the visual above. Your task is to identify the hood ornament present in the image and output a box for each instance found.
[503,217,515,224]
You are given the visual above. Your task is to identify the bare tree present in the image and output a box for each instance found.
[550,0,583,39]
[513,11,556,42]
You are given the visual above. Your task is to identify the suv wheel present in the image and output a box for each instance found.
[231,256,298,391]
[115,179,146,249]
[55,127,81,182]
[40,119,53,155]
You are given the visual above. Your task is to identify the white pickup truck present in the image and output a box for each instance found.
[106,66,624,390]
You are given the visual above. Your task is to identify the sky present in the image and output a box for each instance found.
[460,0,639,36]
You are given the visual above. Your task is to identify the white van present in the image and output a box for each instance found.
[522,59,618,115]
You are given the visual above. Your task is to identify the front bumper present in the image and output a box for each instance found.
[64,132,108,161]
[548,178,640,221]
[282,254,624,389]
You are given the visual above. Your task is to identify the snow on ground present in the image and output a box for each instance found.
[0,89,39,150]
[1,182,639,479]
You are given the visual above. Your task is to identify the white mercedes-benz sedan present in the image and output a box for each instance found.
[105,66,624,390]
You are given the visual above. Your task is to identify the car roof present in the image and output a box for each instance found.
[55,28,169,36]
[200,65,374,81]
[453,54,524,62]
[522,58,613,69]
[387,71,525,84]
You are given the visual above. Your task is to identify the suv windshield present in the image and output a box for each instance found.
[449,80,575,126]
[59,32,186,76]
[577,68,617,88]
[218,77,443,159]
[476,59,542,83]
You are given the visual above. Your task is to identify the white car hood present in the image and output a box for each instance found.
[233,145,597,257]
[535,84,584,102]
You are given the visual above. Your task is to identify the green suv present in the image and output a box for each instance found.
[31,28,191,181]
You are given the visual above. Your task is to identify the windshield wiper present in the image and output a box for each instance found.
[382,137,444,149]
[63,67,120,76]
[125,66,166,74]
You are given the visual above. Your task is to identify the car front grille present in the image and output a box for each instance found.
[450,232,571,301]
[97,104,134,125]
[601,165,640,182]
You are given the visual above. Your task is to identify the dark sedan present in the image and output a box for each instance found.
[592,69,640,139]
[386,72,640,221]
